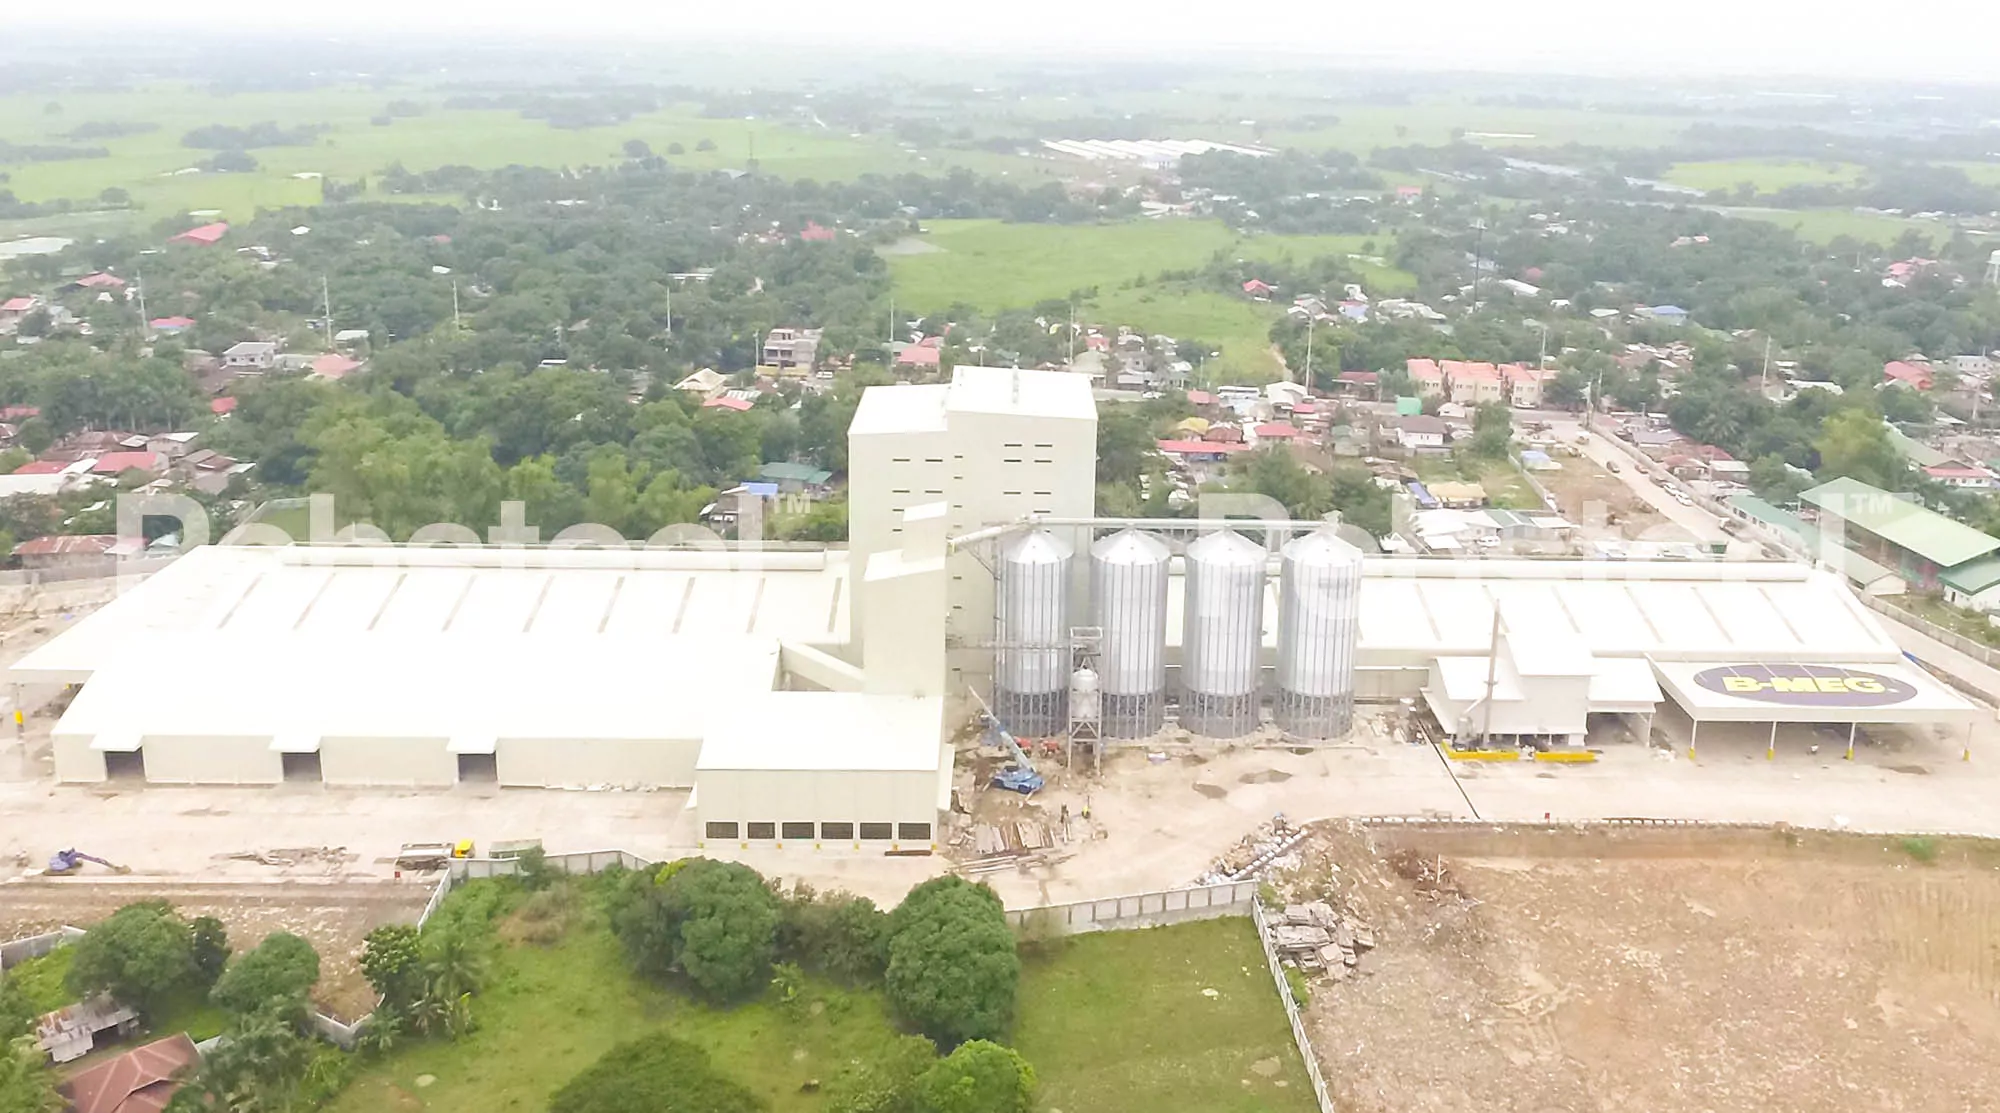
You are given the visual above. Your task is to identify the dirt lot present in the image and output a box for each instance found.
[1542,457,1682,541]
[1271,823,2000,1113]
[0,879,432,1019]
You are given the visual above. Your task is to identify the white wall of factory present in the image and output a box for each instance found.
[847,367,1097,704]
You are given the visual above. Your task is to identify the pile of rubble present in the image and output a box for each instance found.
[1199,813,1304,883]
[1266,901,1376,981]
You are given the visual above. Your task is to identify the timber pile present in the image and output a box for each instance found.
[1266,901,1376,981]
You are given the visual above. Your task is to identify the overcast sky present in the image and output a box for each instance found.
[25,0,2000,83]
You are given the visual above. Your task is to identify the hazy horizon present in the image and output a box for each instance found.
[11,0,2000,86]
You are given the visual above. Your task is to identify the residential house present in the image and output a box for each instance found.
[14,534,124,572]
[1428,481,1488,509]
[674,368,727,397]
[1502,363,1547,408]
[0,295,44,326]
[1626,427,1684,458]
[1883,360,1934,390]
[1335,370,1379,398]
[896,337,942,370]
[145,431,200,458]
[148,316,195,335]
[222,341,278,371]
[1253,422,1299,443]
[1443,360,1506,406]
[1952,354,1993,377]
[168,222,229,246]
[209,396,239,416]
[1264,381,1309,410]
[798,221,837,242]
[759,461,836,496]
[1924,463,2000,490]
[1637,305,1689,326]
[333,328,371,347]
[91,451,166,477]
[1406,358,1446,399]
[760,327,821,371]
[58,1032,199,1113]
[702,395,755,412]
[1391,414,1448,451]
[309,353,364,381]
[1497,278,1542,298]
[1241,279,1275,300]
[181,448,244,495]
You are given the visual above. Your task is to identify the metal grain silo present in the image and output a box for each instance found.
[1275,526,1364,739]
[1181,529,1268,738]
[1090,529,1170,738]
[994,529,1072,736]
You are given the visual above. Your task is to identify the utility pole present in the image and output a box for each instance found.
[452,282,462,331]
[1760,334,1773,396]
[134,270,148,332]
[1067,301,1076,367]
[1478,608,1501,746]
[321,276,334,350]
[663,283,671,337]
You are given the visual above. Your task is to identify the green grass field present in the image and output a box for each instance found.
[1719,205,1949,248]
[1014,919,1316,1113]
[884,220,1415,381]
[328,888,1308,1113]
[0,86,1056,221]
[1663,159,1867,193]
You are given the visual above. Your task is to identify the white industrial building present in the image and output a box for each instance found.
[10,365,1983,841]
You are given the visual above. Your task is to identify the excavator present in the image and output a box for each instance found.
[46,849,130,876]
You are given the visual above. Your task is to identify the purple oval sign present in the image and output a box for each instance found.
[1692,664,1916,708]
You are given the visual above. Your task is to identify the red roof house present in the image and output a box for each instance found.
[799,221,837,242]
[149,316,196,333]
[14,534,119,559]
[89,451,166,476]
[1254,422,1299,439]
[12,460,65,475]
[896,337,942,367]
[168,222,229,246]
[1241,279,1275,298]
[209,396,239,415]
[1186,390,1216,406]
[58,1032,198,1113]
[309,353,364,381]
[702,395,755,412]
[1883,360,1933,390]
[74,273,127,290]
[1,405,40,420]
[1,296,38,315]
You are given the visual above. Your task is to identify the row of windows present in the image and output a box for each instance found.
[704,821,933,842]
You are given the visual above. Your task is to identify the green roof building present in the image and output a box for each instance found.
[1799,476,2000,591]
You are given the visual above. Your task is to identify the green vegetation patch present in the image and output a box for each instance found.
[1722,206,1947,249]
[1013,918,1316,1113]
[330,913,909,1113]
[1661,159,1866,193]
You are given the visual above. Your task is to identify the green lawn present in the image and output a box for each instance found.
[1720,206,1949,248]
[328,919,909,1113]
[0,86,1052,220]
[1234,232,1418,295]
[884,219,1421,382]
[1663,159,1867,193]
[1015,918,1316,1113]
[329,880,1311,1113]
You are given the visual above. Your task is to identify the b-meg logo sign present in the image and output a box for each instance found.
[1691,664,1918,708]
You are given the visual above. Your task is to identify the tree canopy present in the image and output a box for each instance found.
[884,878,1020,1046]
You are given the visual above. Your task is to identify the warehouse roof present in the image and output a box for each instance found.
[1940,554,2000,595]
[1726,493,1900,589]
[698,694,944,771]
[1800,477,2000,567]
[13,544,853,685]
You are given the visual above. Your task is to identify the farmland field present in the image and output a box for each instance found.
[1255,102,1698,155]
[0,86,1057,221]
[1662,158,1867,192]
[1719,205,1949,248]
[883,220,1415,381]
